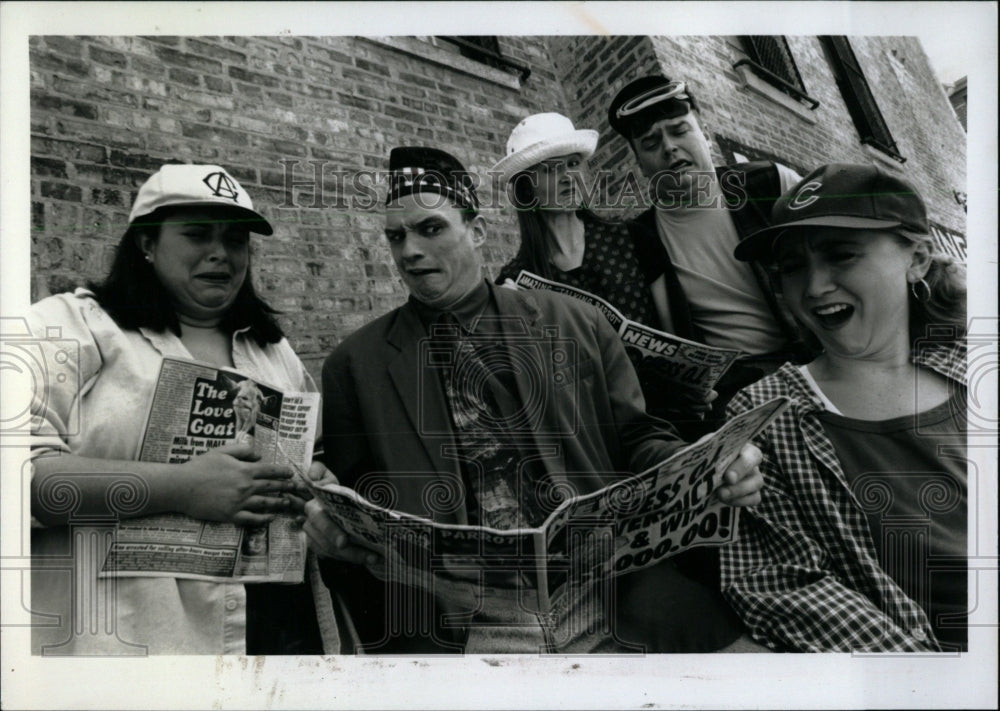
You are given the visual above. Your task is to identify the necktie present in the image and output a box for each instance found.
[434,313,544,530]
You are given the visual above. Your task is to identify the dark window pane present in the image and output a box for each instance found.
[435,36,530,81]
[740,36,806,93]
[820,36,904,161]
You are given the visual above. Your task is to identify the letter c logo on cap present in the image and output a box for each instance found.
[788,180,822,211]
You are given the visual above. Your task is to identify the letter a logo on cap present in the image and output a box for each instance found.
[788,180,822,211]
[203,171,240,202]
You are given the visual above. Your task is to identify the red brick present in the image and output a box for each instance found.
[107,150,166,171]
[179,120,246,144]
[228,66,281,88]
[185,39,247,65]
[50,76,140,108]
[168,67,201,87]
[337,93,375,111]
[89,46,128,68]
[32,136,107,164]
[32,156,68,179]
[90,188,126,206]
[154,45,224,75]
[31,50,91,78]
[266,91,294,108]
[41,181,83,201]
[141,35,182,47]
[204,75,233,93]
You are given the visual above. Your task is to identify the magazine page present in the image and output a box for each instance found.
[619,320,740,397]
[99,357,318,583]
[514,269,740,396]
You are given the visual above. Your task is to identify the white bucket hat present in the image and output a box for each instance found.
[128,163,274,235]
[491,113,598,184]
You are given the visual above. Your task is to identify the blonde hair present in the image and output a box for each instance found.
[900,230,967,348]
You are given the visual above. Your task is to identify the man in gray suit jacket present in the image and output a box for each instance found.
[304,146,765,654]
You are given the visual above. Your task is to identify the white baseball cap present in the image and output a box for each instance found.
[491,113,598,184]
[128,164,274,235]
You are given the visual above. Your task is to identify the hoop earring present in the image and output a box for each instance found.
[910,277,931,303]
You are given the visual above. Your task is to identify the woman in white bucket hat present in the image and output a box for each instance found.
[493,112,660,327]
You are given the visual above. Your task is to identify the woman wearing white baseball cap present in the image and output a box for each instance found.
[29,163,338,654]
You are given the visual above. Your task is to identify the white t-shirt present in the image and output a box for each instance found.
[654,165,800,354]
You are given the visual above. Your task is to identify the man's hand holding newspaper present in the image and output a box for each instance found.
[304,397,785,614]
[303,464,383,568]
[304,442,763,563]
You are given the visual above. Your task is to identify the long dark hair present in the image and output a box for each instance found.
[89,206,285,346]
[508,171,600,281]
[509,171,554,279]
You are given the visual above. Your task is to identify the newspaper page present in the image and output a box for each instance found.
[513,270,628,332]
[536,396,789,609]
[99,356,319,583]
[513,270,741,396]
[306,483,547,611]
[306,397,788,612]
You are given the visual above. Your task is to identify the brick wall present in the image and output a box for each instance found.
[29,35,570,378]
[546,36,664,213]
[548,35,967,239]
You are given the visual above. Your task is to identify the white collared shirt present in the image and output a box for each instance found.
[29,289,316,655]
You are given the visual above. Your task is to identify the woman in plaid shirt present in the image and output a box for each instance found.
[720,164,968,652]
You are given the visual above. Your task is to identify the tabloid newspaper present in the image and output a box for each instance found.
[513,270,742,397]
[306,396,788,614]
[98,356,319,583]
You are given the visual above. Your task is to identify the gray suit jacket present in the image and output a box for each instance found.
[318,280,740,652]
[320,281,684,521]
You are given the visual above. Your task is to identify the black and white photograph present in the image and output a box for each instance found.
[1,1,996,709]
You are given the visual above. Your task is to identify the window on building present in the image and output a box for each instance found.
[820,36,905,162]
[739,37,807,94]
[435,36,531,81]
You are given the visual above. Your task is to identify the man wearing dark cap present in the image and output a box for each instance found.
[304,146,767,654]
[609,76,815,420]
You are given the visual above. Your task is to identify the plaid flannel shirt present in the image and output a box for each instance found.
[719,342,967,652]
